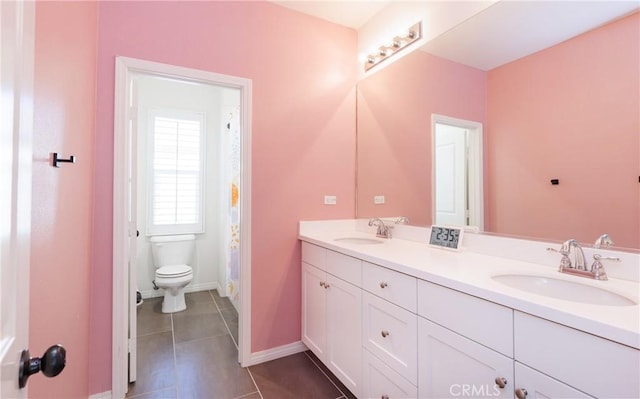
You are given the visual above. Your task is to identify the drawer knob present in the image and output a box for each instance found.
[381,395,389,399]
[515,388,528,399]
[381,330,390,338]
[494,377,507,389]
[380,282,388,288]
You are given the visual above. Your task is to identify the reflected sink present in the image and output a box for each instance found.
[492,274,637,306]
[334,237,384,245]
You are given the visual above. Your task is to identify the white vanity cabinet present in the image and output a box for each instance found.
[300,237,639,399]
[301,242,362,397]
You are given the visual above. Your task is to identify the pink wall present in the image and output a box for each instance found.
[357,51,487,225]
[31,2,97,398]
[486,12,640,248]
[90,2,356,394]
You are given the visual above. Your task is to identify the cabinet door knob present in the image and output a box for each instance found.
[324,283,330,289]
[515,388,528,399]
[381,330,390,338]
[380,282,388,288]
[319,281,325,288]
[381,395,389,399]
[494,377,507,389]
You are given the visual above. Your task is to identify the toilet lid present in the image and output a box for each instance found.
[156,264,192,278]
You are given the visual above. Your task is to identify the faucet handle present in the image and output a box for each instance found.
[547,247,569,256]
[547,247,572,270]
[592,254,621,262]
[590,254,620,281]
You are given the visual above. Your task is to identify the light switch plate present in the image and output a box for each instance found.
[374,195,385,204]
[324,195,337,205]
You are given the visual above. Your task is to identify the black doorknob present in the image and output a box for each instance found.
[18,344,66,389]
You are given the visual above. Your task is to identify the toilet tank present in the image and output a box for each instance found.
[149,234,196,268]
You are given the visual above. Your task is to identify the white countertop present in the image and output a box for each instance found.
[299,223,640,349]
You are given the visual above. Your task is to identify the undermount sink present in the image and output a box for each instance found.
[492,274,637,306]
[334,237,384,245]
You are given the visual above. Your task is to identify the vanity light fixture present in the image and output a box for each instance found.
[365,22,422,71]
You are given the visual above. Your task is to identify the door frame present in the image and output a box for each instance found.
[0,0,34,396]
[431,114,484,231]
[112,56,252,398]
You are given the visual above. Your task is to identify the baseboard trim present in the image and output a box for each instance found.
[140,282,219,299]
[246,341,307,367]
[88,391,111,399]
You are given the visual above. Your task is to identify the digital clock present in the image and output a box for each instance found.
[428,225,463,251]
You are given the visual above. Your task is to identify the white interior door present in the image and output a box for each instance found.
[434,123,467,226]
[0,0,34,396]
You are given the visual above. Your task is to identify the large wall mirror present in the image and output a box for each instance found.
[356,3,639,250]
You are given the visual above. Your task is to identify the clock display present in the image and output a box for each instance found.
[429,226,463,250]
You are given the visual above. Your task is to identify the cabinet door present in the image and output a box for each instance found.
[363,349,417,399]
[302,262,326,358]
[418,317,513,399]
[514,362,594,399]
[326,272,362,398]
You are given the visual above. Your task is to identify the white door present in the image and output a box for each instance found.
[434,123,467,226]
[418,317,513,399]
[0,0,34,396]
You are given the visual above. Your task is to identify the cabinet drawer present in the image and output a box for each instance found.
[515,311,640,398]
[363,291,418,385]
[363,262,417,312]
[417,280,513,357]
[302,242,326,269]
[363,349,417,399]
[326,250,362,286]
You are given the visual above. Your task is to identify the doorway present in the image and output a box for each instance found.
[431,114,484,230]
[113,57,252,398]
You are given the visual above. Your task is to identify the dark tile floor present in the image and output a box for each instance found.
[128,290,354,399]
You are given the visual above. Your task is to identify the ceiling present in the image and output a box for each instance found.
[271,0,390,29]
[270,0,639,70]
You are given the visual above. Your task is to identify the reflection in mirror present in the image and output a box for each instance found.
[356,10,639,250]
[432,115,483,230]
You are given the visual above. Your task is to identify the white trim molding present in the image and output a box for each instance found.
[88,391,112,399]
[247,341,308,367]
[113,56,252,398]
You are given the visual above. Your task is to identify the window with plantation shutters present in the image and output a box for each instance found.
[147,109,205,235]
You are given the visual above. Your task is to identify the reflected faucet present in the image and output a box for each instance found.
[368,218,393,239]
[395,216,410,225]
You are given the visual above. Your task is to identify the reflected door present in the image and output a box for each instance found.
[434,123,467,226]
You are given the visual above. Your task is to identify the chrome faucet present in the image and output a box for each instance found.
[368,218,393,239]
[547,235,619,281]
[395,216,410,225]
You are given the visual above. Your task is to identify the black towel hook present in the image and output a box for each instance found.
[52,153,76,168]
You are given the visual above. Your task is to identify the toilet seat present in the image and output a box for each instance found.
[156,264,192,278]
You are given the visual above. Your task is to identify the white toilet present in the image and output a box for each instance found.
[149,234,195,313]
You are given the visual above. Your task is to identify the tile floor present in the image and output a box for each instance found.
[128,290,355,399]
